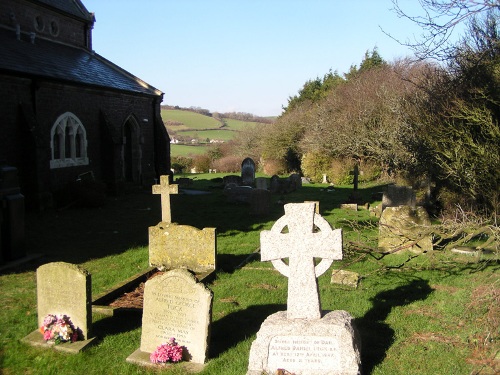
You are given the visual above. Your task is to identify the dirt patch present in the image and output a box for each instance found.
[108,271,164,309]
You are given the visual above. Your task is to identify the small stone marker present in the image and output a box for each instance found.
[127,269,213,368]
[152,175,178,223]
[248,203,361,375]
[22,262,95,353]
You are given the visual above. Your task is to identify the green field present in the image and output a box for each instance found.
[170,144,209,157]
[163,109,264,146]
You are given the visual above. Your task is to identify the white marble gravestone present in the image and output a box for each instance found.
[247,203,361,375]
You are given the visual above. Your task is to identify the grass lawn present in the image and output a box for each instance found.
[0,175,497,374]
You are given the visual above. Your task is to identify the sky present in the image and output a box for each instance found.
[83,0,440,117]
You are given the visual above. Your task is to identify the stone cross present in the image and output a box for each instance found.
[152,175,178,223]
[260,202,342,320]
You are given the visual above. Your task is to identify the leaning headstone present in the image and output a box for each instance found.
[149,223,216,277]
[255,177,268,190]
[378,206,433,254]
[152,175,179,223]
[381,184,416,211]
[127,269,213,369]
[248,203,361,375]
[22,262,95,353]
[241,157,256,186]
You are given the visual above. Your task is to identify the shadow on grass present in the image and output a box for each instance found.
[92,310,142,338]
[356,279,434,374]
[209,303,286,359]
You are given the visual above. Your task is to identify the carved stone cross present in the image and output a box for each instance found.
[260,202,342,319]
[152,175,178,223]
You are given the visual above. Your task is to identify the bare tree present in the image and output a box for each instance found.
[390,0,499,60]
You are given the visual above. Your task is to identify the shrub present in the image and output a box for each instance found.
[301,152,333,183]
[212,156,241,173]
[192,154,211,173]
[328,158,355,185]
[262,158,287,176]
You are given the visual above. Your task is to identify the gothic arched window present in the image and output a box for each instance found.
[50,112,89,169]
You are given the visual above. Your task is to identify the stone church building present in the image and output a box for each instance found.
[0,0,171,209]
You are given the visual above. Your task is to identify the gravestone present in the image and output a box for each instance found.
[127,269,213,368]
[152,175,178,223]
[381,184,416,211]
[379,206,433,254]
[288,173,302,191]
[255,177,268,190]
[149,223,216,276]
[22,262,95,353]
[248,203,361,375]
[223,175,242,187]
[241,157,256,186]
[249,188,271,216]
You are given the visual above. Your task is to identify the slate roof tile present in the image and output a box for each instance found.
[0,28,162,97]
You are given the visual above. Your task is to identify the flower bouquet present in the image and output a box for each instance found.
[39,314,79,344]
[150,337,184,364]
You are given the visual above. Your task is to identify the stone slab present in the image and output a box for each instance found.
[247,310,361,375]
[21,330,96,353]
[149,223,216,273]
[378,206,433,253]
[330,270,359,288]
[126,349,206,372]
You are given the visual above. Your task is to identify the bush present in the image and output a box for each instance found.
[212,156,241,173]
[328,158,355,185]
[262,158,287,176]
[301,152,333,183]
[171,156,192,173]
[192,154,211,173]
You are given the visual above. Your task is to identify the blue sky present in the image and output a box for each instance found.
[83,1,440,117]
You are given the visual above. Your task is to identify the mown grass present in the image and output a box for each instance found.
[163,109,221,130]
[171,144,209,157]
[0,174,498,374]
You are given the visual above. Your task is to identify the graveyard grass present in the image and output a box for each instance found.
[0,173,498,374]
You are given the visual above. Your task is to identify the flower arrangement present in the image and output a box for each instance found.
[39,314,79,344]
[150,337,184,364]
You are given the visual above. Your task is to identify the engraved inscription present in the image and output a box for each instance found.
[267,336,340,370]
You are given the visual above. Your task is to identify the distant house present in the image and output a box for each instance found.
[0,0,171,209]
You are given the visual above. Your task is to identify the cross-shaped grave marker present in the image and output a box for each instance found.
[152,175,178,223]
[260,202,342,319]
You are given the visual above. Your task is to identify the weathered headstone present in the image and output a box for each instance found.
[127,269,213,368]
[248,203,361,375]
[153,175,178,223]
[223,175,242,187]
[381,184,416,211]
[149,223,216,276]
[378,206,433,254]
[288,173,302,191]
[250,188,271,216]
[22,262,95,353]
[255,177,268,190]
[269,175,280,193]
[241,157,256,186]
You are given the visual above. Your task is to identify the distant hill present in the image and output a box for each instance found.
[161,107,273,157]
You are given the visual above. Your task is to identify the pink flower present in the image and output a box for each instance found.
[43,330,53,341]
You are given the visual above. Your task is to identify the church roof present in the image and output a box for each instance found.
[0,28,162,97]
[33,0,94,22]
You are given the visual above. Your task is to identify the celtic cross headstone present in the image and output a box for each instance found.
[260,202,342,319]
